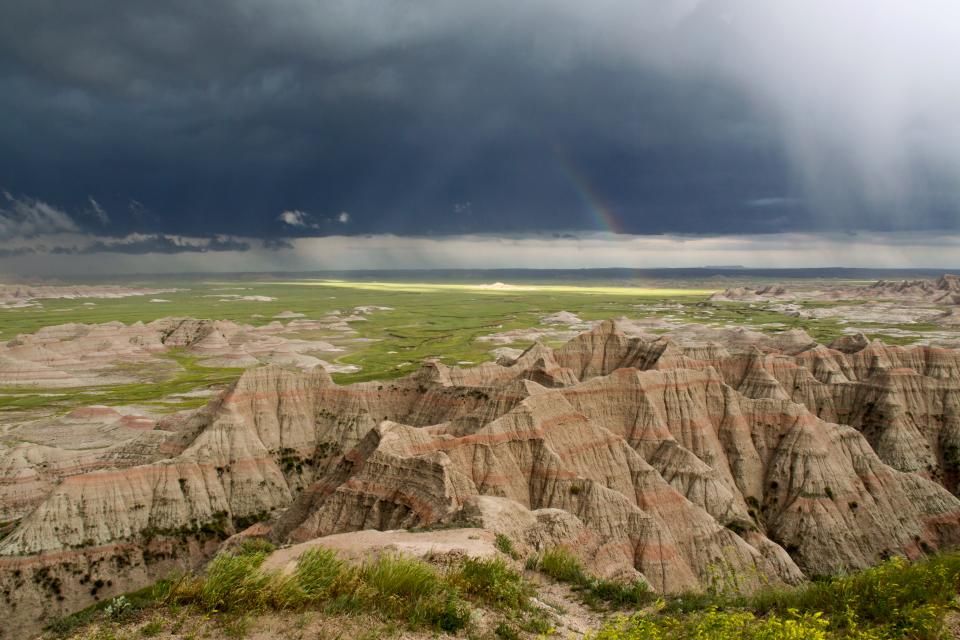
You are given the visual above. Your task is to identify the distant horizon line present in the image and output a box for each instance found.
[4,266,959,281]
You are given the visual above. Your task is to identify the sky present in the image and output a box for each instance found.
[1,1,960,274]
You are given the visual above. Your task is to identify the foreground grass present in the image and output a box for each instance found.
[165,546,474,632]
[50,545,960,639]
[51,541,546,638]
[591,553,960,640]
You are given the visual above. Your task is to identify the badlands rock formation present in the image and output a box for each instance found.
[0,406,162,524]
[865,274,960,304]
[3,319,960,634]
[0,283,177,309]
[711,274,960,329]
[0,314,363,389]
[712,273,960,307]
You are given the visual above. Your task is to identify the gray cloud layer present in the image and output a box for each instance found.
[0,1,958,249]
[3,232,959,276]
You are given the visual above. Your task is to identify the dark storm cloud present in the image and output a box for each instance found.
[261,238,295,251]
[50,234,251,255]
[86,235,250,254]
[0,1,958,244]
[0,246,36,258]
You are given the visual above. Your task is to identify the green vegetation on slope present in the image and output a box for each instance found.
[50,542,553,639]
[593,553,960,640]
[531,546,654,610]
[51,548,960,639]
[0,351,245,414]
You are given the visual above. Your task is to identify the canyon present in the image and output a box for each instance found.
[3,316,960,635]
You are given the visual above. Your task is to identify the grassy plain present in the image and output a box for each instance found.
[0,276,950,415]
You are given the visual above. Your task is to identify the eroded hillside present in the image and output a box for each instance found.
[3,318,960,636]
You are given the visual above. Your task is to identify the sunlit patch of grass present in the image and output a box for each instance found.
[271,279,718,297]
[291,548,345,600]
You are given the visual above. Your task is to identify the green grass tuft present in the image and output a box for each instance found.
[158,548,473,633]
[534,546,654,610]
[235,538,277,557]
[494,533,521,560]
[538,546,588,584]
[448,557,531,610]
[194,551,273,612]
[292,547,347,600]
[138,618,164,637]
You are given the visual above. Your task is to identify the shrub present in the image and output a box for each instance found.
[650,552,960,639]
[520,610,554,634]
[428,594,472,633]
[104,595,132,621]
[46,581,166,638]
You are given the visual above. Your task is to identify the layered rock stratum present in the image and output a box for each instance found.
[3,319,960,635]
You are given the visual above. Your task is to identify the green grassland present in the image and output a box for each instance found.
[0,278,952,416]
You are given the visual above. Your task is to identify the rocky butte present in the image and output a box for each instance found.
[2,319,960,635]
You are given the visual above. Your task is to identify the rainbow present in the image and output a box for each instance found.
[553,145,625,234]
